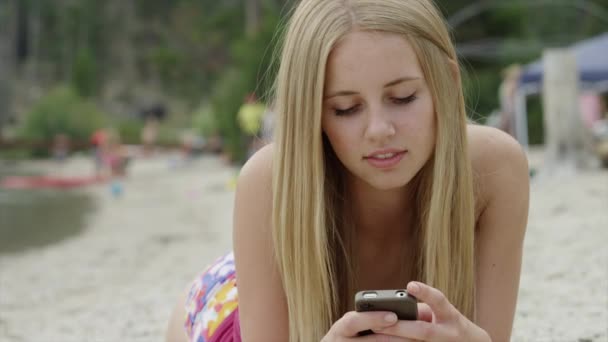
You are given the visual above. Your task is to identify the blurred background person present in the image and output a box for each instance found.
[0,1,606,341]
[497,64,522,138]
[236,93,266,159]
[141,117,160,157]
[51,133,70,162]
[90,128,108,177]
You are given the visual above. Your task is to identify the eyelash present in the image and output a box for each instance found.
[334,94,418,116]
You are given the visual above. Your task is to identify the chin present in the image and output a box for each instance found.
[364,174,413,191]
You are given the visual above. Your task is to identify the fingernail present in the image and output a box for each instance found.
[384,313,397,323]
[408,282,420,293]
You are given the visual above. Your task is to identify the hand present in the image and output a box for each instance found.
[371,282,492,342]
[321,310,404,341]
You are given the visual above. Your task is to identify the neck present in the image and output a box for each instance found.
[346,173,417,243]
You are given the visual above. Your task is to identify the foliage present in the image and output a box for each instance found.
[72,47,98,97]
[19,86,106,149]
[462,67,502,123]
[209,6,281,162]
[192,103,218,137]
[0,148,32,160]
[10,0,608,157]
[156,122,182,147]
[209,67,248,161]
[115,119,144,145]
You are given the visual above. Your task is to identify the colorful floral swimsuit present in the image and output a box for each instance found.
[184,252,241,342]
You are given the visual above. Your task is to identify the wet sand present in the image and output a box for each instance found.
[0,150,606,341]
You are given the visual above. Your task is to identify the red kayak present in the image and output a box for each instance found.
[1,175,107,189]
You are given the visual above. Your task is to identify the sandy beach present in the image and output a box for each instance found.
[0,149,606,341]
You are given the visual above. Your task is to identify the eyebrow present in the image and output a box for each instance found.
[324,76,420,99]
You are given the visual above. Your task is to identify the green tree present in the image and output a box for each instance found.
[20,86,106,152]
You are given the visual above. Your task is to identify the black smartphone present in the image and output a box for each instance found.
[354,289,418,336]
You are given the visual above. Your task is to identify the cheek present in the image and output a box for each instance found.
[324,128,348,153]
[395,112,433,134]
[322,120,340,151]
[322,120,359,158]
[395,102,436,146]
[323,119,349,147]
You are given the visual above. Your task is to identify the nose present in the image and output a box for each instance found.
[364,106,396,144]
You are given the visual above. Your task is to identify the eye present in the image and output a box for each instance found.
[392,94,417,105]
[334,105,360,116]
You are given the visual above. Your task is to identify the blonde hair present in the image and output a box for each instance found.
[271,1,475,341]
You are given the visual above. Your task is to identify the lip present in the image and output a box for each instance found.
[364,149,407,169]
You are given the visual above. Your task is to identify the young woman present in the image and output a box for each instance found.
[166,1,529,341]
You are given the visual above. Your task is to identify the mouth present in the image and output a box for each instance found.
[364,149,407,169]
[364,148,407,159]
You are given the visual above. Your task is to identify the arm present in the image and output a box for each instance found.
[352,127,528,342]
[233,144,290,341]
[471,126,530,341]
[165,288,189,342]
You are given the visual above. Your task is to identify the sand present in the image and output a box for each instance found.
[0,150,606,342]
[511,151,608,341]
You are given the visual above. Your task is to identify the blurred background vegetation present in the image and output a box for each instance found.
[0,0,607,161]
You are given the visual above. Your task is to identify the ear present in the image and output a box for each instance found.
[447,58,461,85]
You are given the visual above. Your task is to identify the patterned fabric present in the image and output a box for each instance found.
[185,252,241,342]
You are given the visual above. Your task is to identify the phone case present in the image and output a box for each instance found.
[355,289,418,320]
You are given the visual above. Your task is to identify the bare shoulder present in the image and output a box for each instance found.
[233,142,274,249]
[466,125,530,340]
[233,142,274,262]
[468,124,529,179]
[467,124,529,215]
[233,143,289,342]
[238,143,274,184]
[233,143,273,238]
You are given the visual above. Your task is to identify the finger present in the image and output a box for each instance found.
[357,333,416,342]
[333,311,398,337]
[407,281,454,321]
[373,319,442,341]
[417,303,434,322]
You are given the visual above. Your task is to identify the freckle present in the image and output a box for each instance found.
[492,263,496,268]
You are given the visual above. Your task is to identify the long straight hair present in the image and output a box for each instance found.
[271,1,475,341]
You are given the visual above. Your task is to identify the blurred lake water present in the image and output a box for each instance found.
[0,161,95,255]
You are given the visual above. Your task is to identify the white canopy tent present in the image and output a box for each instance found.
[514,32,608,148]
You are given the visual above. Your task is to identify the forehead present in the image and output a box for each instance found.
[325,31,423,89]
